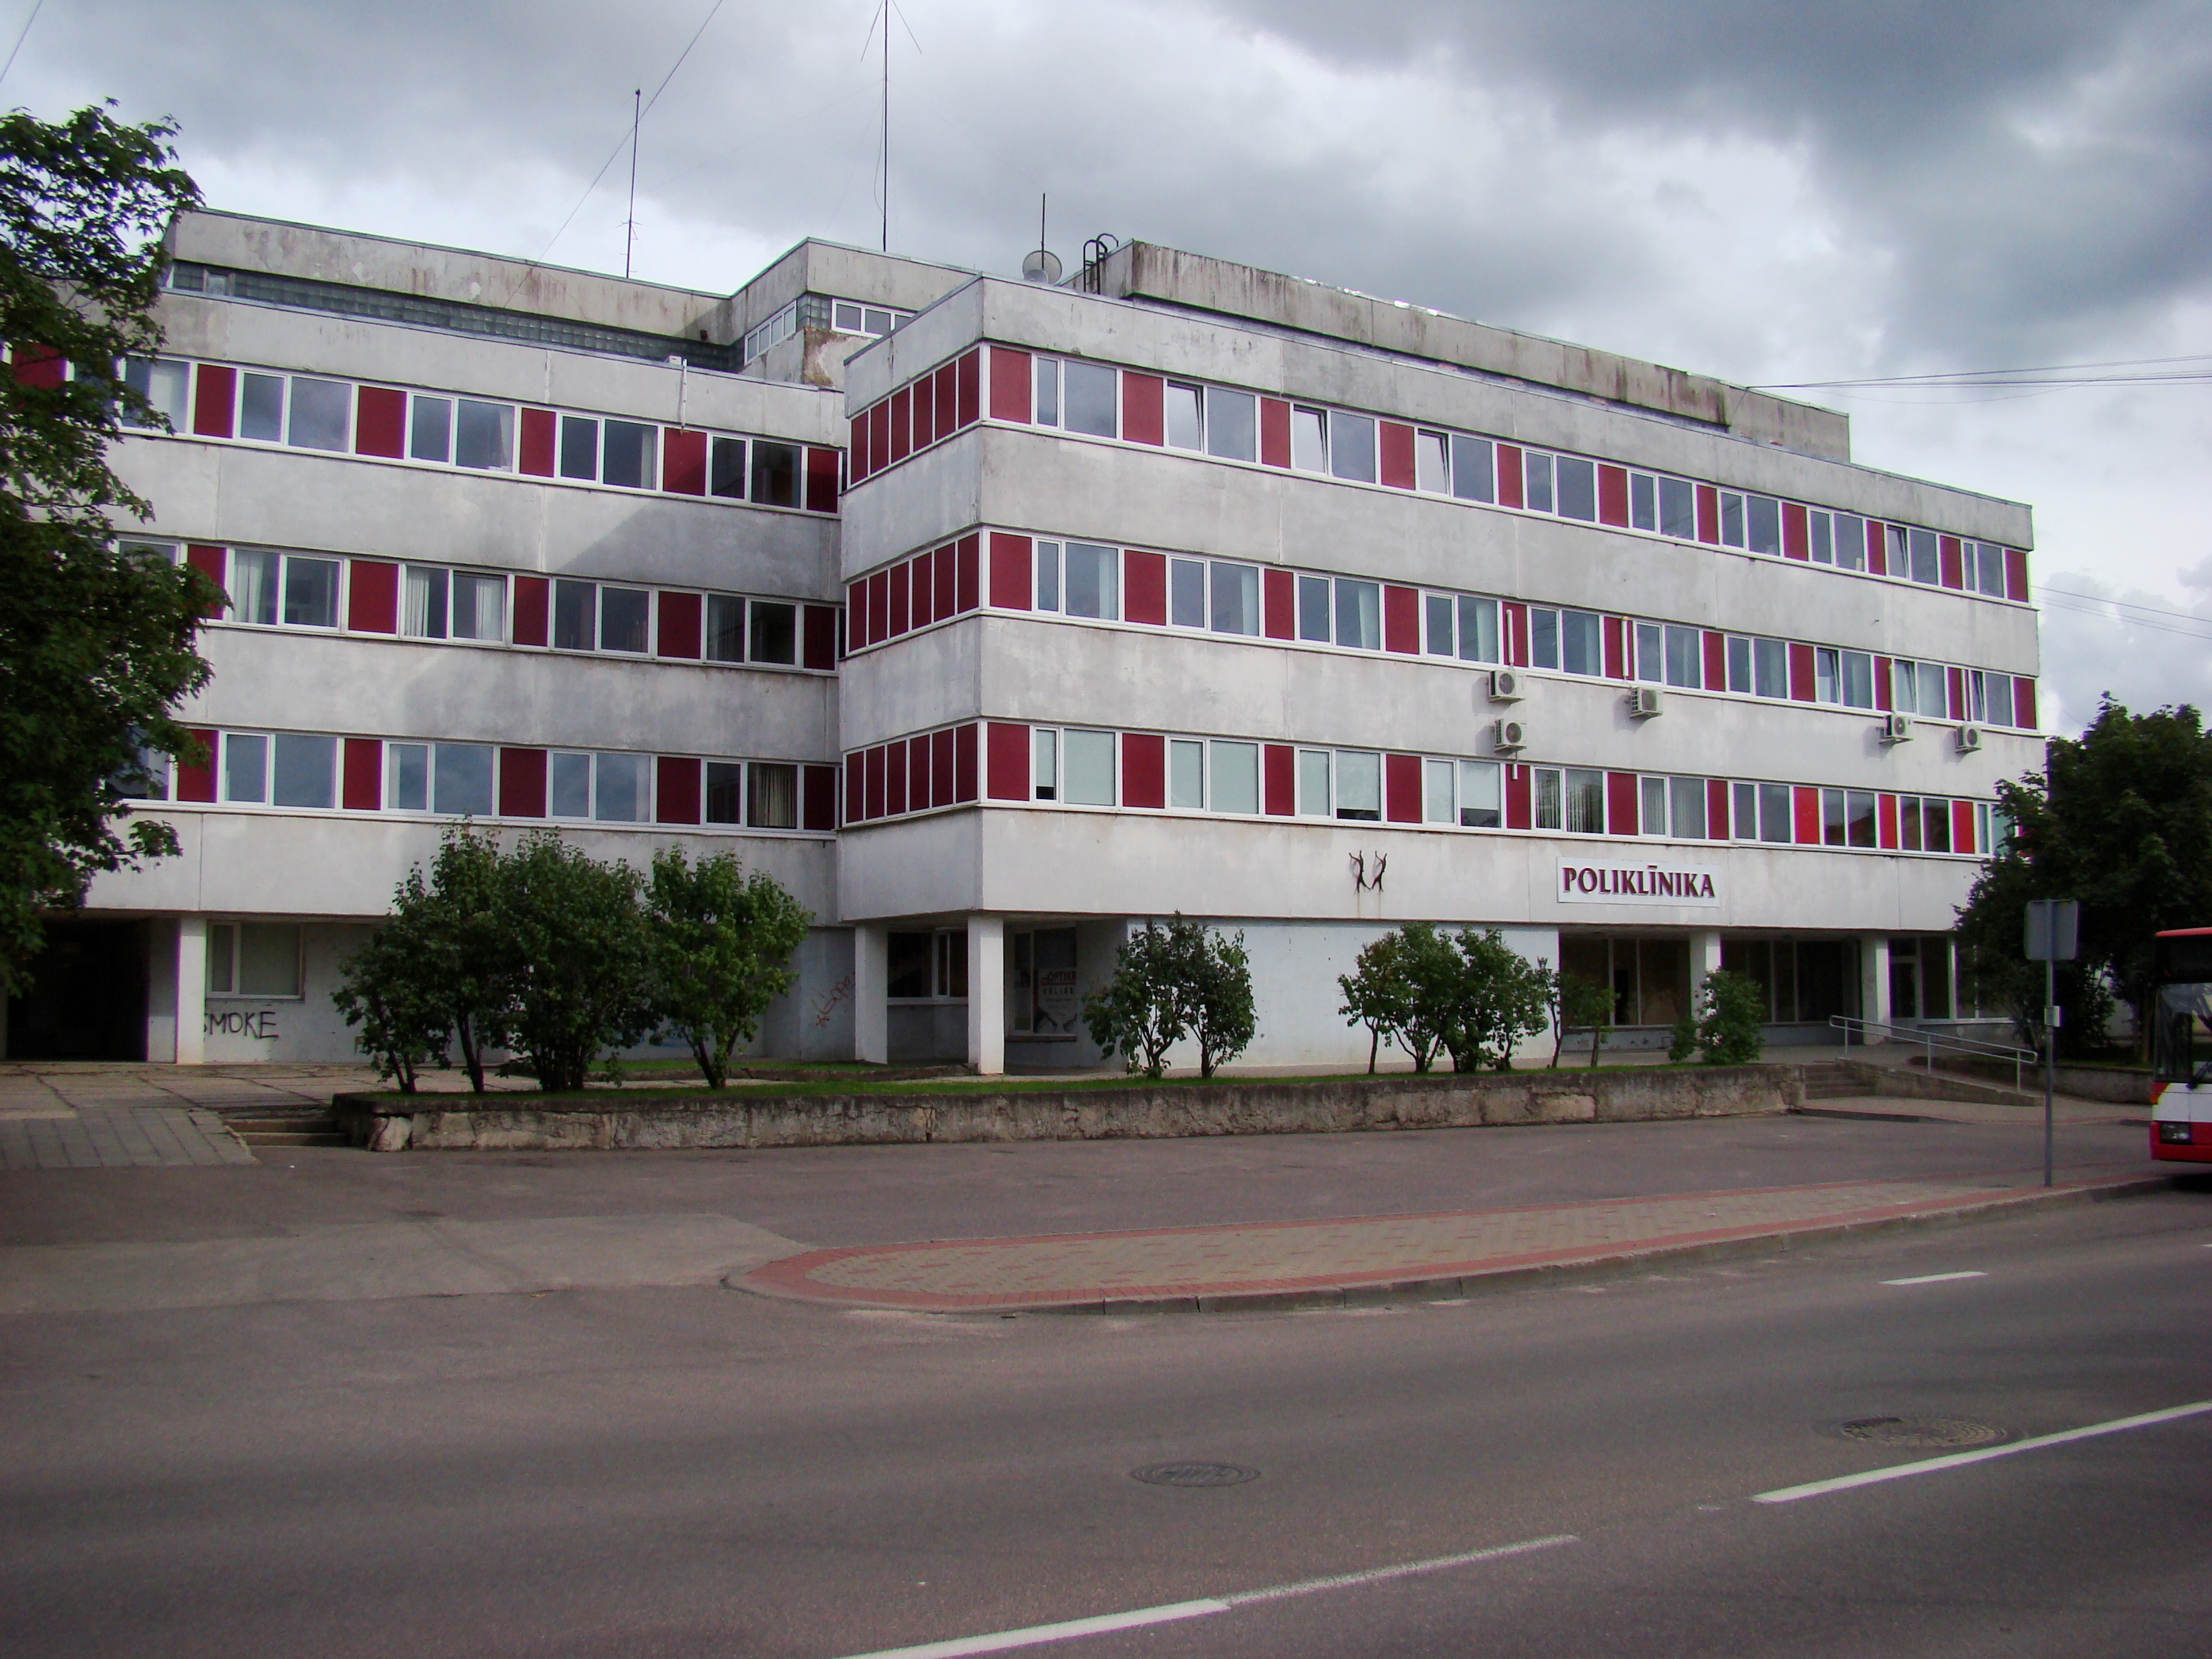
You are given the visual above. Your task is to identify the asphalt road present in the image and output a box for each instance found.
[3,1121,2207,1658]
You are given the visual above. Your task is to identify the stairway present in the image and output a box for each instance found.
[217,1105,350,1149]
[1797,1062,1872,1102]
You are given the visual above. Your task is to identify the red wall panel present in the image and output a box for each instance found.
[178,728,218,802]
[663,428,708,495]
[1793,785,1822,844]
[1603,615,1626,680]
[1124,549,1166,625]
[519,407,556,476]
[1607,771,1641,836]
[1259,397,1291,468]
[501,748,548,819]
[1874,655,1893,711]
[1263,567,1294,639]
[1382,585,1420,654]
[845,753,864,824]
[956,350,981,426]
[1702,630,1726,690]
[863,745,886,820]
[988,346,1031,423]
[1788,640,1816,701]
[1878,793,1899,850]
[889,388,912,464]
[191,365,234,438]
[354,386,405,458]
[342,738,382,812]
[1696,485,1720,544]
[933,728,956,808]
[1503,602,1530,667]
[911,377,935,450]
[1264,744,1296,817]
[184,544,227,617]
[1386,754,1423,823]
[1378,422,1416,489]
[1782,501,1809,560]
[1706,777,1730,840]
[1948,666,1966,720]
[2005,547,2030,602]
[954,723,978,801]
[886,743,907,817]
[1866,518,1887,575]
[989,533,1033,610]
[1597,465,1630,527]
[986,722,1029,800]
[889,560,912,636]
[1122,372,1162,445]
[805,447,840,514]
[907,735,931,810]
[850,413,872,479]
[1953,799,1978,853]
[803,604,837,670]
[1496,445,1524,509]
[1940,535,1965,589]
[1122,733,1166,809]
[2015,678,2038,729]
[867,571,890,644]
[804,764,837,831]
[955,534,980,613]
[347,560,398,634]
[11,343,64,388]
[512,575,550,647]
[1506,764,1532,830]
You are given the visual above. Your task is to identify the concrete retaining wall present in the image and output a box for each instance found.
[1921,1055,2156,1105]
[337,1064,1805,1153]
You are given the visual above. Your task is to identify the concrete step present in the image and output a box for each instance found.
[238,1130,350,1148]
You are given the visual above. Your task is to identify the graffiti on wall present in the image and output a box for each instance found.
[206,1007,280,1039]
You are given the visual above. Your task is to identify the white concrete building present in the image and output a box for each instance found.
[5,216,2040,1072]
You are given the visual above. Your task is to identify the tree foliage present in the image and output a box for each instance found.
[647,848,813,1088]
[1082,916,1257,1079]
[1337,924,1551,1073]
[0,105,214,992]
[1667,969,1765,1065]
[1549,972,1614,1069]
[499,832,658,1093]
[1442,928,1553,1073]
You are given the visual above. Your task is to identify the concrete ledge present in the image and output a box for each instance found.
[335,1063,1805,1153]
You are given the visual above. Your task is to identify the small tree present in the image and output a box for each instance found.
[1183,923,1256,1078]
[1670,969,1766,1065]
[499,831,657,1092]
[647,848,811,1088]
[1082,920,1187,1078]
[1443,928,1553,1073]
[1340,926,1463,1074]
[1550,972,1614,1069]
[330,911,449,1093]
[1339,930,1408,1073]
[415,825,515,1093]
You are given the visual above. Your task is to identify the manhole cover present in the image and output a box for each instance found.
[1131,1461,1259,1488]
[1837,1416,2011,1450]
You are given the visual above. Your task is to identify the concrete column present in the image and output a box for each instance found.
[1689,930,1723,991]
[175,916,207,1065]
[1858,934,1891,1046]
[853,923,888,1065]
[966,914,1005,1076]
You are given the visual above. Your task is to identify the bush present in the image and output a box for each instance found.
[1338,923,1460,1073]
[647,848,813,1088]
[1083,916,1256,1079]
[1550,972,1614,1069]
[1670,969,1766,1065]
[329,911,448,1092]
[498,831,658,1093]
[1443,928,1553,1073]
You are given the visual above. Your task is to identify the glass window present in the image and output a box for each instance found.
[1908,528,1939,585]
[1925,799,1955,853]
[1841,650,1874,708]
[1534,768,1563,830]
[554,580,596,651]
[1450,434,1493,502]
[748,762,798,828]
[1033,357,1059,427]
[404,566,449,638]
[594,752,648,822]
[1334,579,1380,650]
[1759,782,1793,843]
[388,744,428,811]
[223,733,267,802]
[1292,406,1327,472]
[1917,661,1948,719]
[1556,457,1597,521]
[599,587,651,653]
[1665,625,1700,689]
[1334,751,1380,821]
[1423,594,1455,657]
[1563,610,1602,676]
[1630,473,1657,532]
[1210,562,1259,636]
[1523,451,1554,514]
[1298,750,1331,817]
[237,924,302,998]
[601,420,655,490]
[121,356,190,429]
[1459,760,1502,827]
[204,922,234,996]
[550,752,592,818]
[1641,775,1668,835]
[270,733,335,808]
[229,549,279,626]
[1063,730,1115,806]
[703,595,743,662]
[454,400,513,470]
[1564,769,1605,834]
[1848,789,1877,848]
[1660,476,1696,540]
[1977,542,2007,597]
[1732,781,1758,841]
[1034,541,1060,613]
[1746,495,1782,556]
[1899,794,1923,851]
[1170,739,1204,808]
[752,441,799,507]
[1459,596,1500,663]
[834,301,865,332]
[1170,558,1205,628]
[283,556,340,628]
[705,761,743,824]
[1719,492,1745,548]
[1164,383,1202,450]
[1297,574,1331,642]
[1423,758,1455,824]
[1671,777,1707,840]
[114,744,169,801]
[453,573,504,642]
[710,436,745,499]
[1754,636,1787,699]
[1205,388,1255,461]
[1033,729,1057,800]
[1885,524,1908,573]
[1834,513,1866,571]
[1727,635,1753,693]
[1329,411,1376,483]
[1636,621,1663,684]
[560,415,598,480]
[1063,361,1118,437]
[865,308,895,335]
[433,744,494,817]
[239,373,285,441]
[1415,430,1448,493]
[409,396,451,463]
[1823,788,1849,846]
[1532,608,1559,671]
[1212,741,1259,814]
[1810,512,1834,564]
[1064,543,1119,620]
[750,601,798,664]
[1816,647,1840,704]
[1984,672,2013,726]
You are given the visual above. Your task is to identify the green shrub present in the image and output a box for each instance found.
[1672,969,1766,1065]
[647,848,812,1088]
[1084,917,1257,1078]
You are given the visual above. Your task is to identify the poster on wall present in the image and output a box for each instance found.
[1034,968,1080,1035]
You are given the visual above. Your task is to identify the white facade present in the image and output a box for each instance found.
[5,214,2040,1071]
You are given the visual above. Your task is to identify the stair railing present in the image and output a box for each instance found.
[1829,1016,2038,1091]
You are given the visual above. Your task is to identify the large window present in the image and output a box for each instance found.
[205,922,302,998]
[1531,607,1601,676]
[121,356,190,430]
[227,550,340,629]
[1063,543,1120,619]
[1205,388,1256,462]
[1063,361,1119,438]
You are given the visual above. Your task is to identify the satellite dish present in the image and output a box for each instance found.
[1021,247,1063,285]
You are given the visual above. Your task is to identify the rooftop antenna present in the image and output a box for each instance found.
[623,87,641,279]
[866,2,920,253]
[1021,192,1061,284]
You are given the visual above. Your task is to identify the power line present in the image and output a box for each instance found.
[2040,583,2212,642]
[1754,352,2212,393]
[0,0,43,91]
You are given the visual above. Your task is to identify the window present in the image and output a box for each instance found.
[1641,776,1668,835]
[748,762,798,828]
[1450,435,1493,502]
[223,733,267,802]
[1423,758,1455,823]
[1556,457,1596,521]
[410,395,451,463]
[710,436,745,498]
[1297,574,1331,642]
[1832,513,1866,571]
[240,372,285,441]
[1205,388,1255,461]
[749,601,797,664]
[1064,544,1119,620]
[283,556,340,628]
[1063,731,1115,805]
[1896,660,1947,719]
[1908,528,1939,585]
[1334,579,1380,650]
[1523,451,1554,514]
[1822,788,1848,847]
[550,752,593,818]
[705,761,743,823]
[388,744,428,811]
[1032,729,1057,800]
[1063,361,1118,438]
[1458,596,1500,663]
[1631,472,1657,531]
[1847,789,1877,848]
[594,752,648,822]
[1170,739,1204,808]
[1458,760,1502,827]
[887,933,932,1000]
[554,581,596,651]
[1841,650,1874,709]
[405,567,449,638]
[433,743,494,816]
[1815,647,1841,704]
[1563,768,1605,834]
[1334,751,1380,821]
[1171,558,1205,628]
[1291,406,1327,472]
[560,415,598,480]
[1329,411,1376,483]
[207,922,302,998]
[706,595,744,661]
[1755,637,1786,698]
[112,744,169,801]
[454,400,513,470]
[834,301,901,336]
[1531,608,1601,675]
[229,550,279,625]
[1298,750,1330,816]
[600,588,650,652]
[1210,562,1259,636]
[1635,621,1663,684]
[1660,476,1696,540]
[601,422,657,490]
[1975,541,2007,598]
[1425,594,1455,657]
[1035,541,1061,613]
[1415,430,1448,493]
[1669,776,1707,839]
[1759,782,1791,843]
[1719,491,1745,547]
[1165,383,1202,450]
[270,733,335,808]
[453,573,504,642]
[752,441,799,507]
[1212,741,1259,814]
[1746,495,1781,556]
[1534,768,1563,830]
[121,356,190,429]
[1034,357,1060,426]
[1809,511,1834,564]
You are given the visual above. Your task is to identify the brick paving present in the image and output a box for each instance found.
[743,1168,2156,1313]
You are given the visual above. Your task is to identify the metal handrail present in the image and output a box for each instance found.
[1830,1015,2038,1090]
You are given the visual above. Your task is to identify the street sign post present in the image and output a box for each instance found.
[2024,899,2081,1187]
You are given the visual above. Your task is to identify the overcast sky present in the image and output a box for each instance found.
[12,0,2212,736]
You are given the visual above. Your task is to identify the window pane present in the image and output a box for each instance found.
[599,586,651,653]
[388,744,428,811]
[1630,473,1656,531]
[1033,729,1057,799]
[752,441,800,506]
[1636,621,1662,682]
[453,573,504,642]
[1292,407,1327,472]
[887,933,931,1000]
[1212,742,1259,814]
[710,436,745,498]
[1985,672,2012,726]
[1660,476,1696,539]
[1334,579,1380,650]
[1063,544,1119,619]
[206,923,234,994]
[223,733,267,802]
[1900,796,1923,851]
[1671,777,1707,839]
[1641,776,1668,835]
[1848,790,1877,848]
[1170,558,1205,628]
[554,580,596,651]
[594,752,647,821]
[1719,493,1745,547]
[409,396,451,462]
[1523,451,1554,513]
[1842,651,1873,708]
[1892,661,1917,712]
[1733,781,1757,840]
[705,761,743,823]
[1665,625,1700,689]
[1450,434,1494,502]
[1816,648,1839,703]
[1424,757,1455,824]
[1746,495,1782,556]
[1334,751,1380,820]
[1978,542,2007,597]
[834,301,864,332]
[1298,573,1331,642]
[405,566,449,638]
[237,924,302,996]
[1727,635,1753,693]
[748,762,798,828]
[1459,760,1502,827]
[1534,768,1562,830]
[1425,594,1454,656]
[1459,596,1499,663]
[750,600,797,663]
[1833,513,1866,571]
[1034,358,1059,427]
[455,401,513,470]
[1034,541,1060,612]
[1754,636,1787,699]
[550,752,592,818]
[433,744,494,817]
[1908,527,1939,584]
[1564,611,1602,677]
[1063,730,1115,805]
[1204,388,1255,460]
[230,549,279,625]
[1556,457,1596,520]
[602,420,655,489]
[865,308,894,335]
[282,556,340,628]
[1165,383,1202,450]
[1885,525,1908,573]
[1810,512,1833,564]
[1565,769,1605,834]
[560,415,598,480]
[1210,562,1259,636]
[1532,608,1559,670]
[1329,412,1376,483]
[1063,362,1118,437]
[239,373,285,441]
[125,357,190,429]
[1298,750,1331,816]
[703,594,744,661]
[1170,739,1204,808]
[270,733,335,808]
[1918,662,1948,718]
[1759,782,1792,843]
[1416,430,1448,492]
[1823,788,1847,846]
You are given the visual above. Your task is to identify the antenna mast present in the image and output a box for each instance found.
[880,5,890,251]
[624,87,641,279]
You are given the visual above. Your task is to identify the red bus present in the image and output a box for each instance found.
[2151,928,2212,1162]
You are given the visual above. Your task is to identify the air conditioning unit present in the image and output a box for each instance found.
[1879,712,1914,744]
[1493,719,1527,755]
[1488,669,1523,703]
[1629,686,1664,718]
[1956,724,1984,754]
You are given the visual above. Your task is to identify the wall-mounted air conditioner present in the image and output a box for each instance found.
[1493,719,1527,755]
[1629,686,1664,718]
[1956,724,1984,754]
[1488,669,1523,703]
[1879,712,1914,744]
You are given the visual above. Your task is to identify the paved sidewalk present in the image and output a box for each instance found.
[742,1166,2163,1314]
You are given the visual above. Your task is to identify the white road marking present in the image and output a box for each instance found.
[1754,1399,2212,1504]
[1881,1270,1989,1286]
[827,1535,1579,1658]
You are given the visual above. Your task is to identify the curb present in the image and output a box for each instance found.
[732,1173,2176,1317]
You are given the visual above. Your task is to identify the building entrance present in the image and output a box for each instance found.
[5,920,148,1060]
